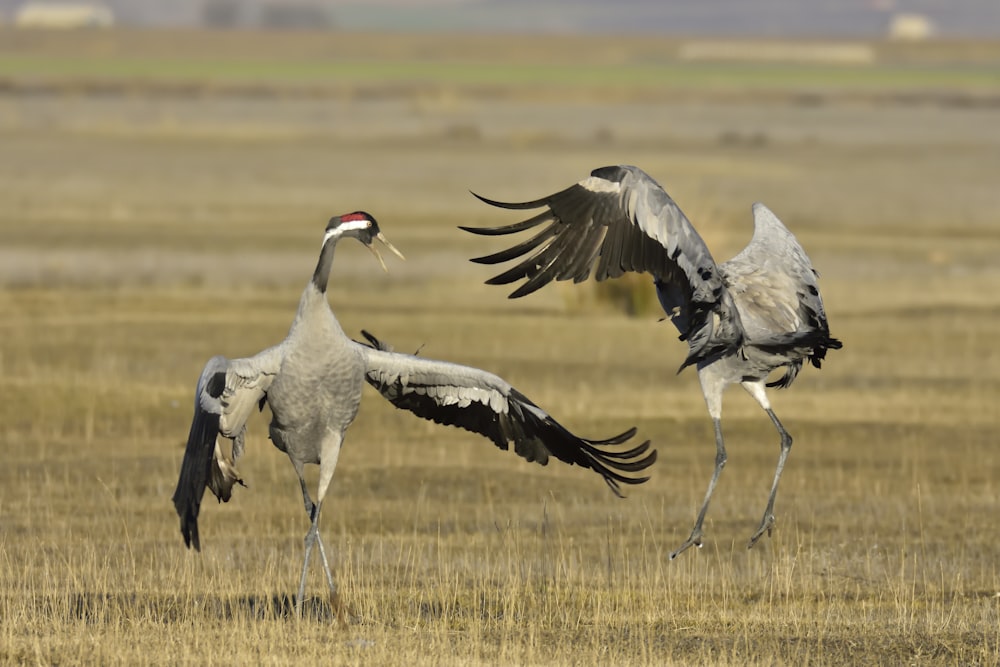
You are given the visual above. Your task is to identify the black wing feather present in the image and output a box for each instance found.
[471,222,559,266]
[360,337,656,496]
[466,165,744,367]
[171,359,227,552]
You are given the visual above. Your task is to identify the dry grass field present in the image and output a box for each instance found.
[1,30,999,665]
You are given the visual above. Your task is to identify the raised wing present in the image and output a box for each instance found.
[171,345,283,551]
[464,165,742,368]
[464,165,723,299]
[357,331,655,496]
[721,203,842,387]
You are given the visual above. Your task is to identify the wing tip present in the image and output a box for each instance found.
[458,223,491,237]
[588,425,638,446]
[588,436,657,493]
[507,281,544,299]
[470,191,546,211]
[461,191,525,235]
[179,511,201,552]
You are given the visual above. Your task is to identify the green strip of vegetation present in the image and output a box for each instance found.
[0,56,996,90]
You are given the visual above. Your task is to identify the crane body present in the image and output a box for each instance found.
[173,211,655,620]
[464,165,841,558]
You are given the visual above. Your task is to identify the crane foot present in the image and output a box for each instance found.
[747,514,775,549]
[669,529,703,560]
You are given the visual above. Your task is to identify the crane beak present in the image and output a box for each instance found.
[377,232,405,261]
[368,232,405,273]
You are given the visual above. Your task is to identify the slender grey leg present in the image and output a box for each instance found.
[298,476,314,516]
[314,531,351,627]
[747,408,793,549]
[315,535,337,590]
[294,475,348,624]
[670,418,726,560]
[295,502,320,618]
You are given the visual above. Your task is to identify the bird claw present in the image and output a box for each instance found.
[669,530,703,560]
[747,514,775,549]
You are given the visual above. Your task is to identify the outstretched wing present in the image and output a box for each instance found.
[358,331,655,497]
[171,345,283,551]
[464,165,741,368]
[721,203,842,387]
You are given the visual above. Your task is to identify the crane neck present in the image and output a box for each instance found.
[310,229,346,294]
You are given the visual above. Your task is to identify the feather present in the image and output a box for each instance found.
[360,338,656,496]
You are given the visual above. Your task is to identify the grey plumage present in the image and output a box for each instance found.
[172,211,655,620]
[359,330,653,487]
[463,165,841,558]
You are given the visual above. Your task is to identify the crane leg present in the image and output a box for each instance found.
[295,501,321,618]
[314,530,352,627]
[291,440,351,624]
[670,417,726,560]
[298,475,315,516]
[292,476,350,625]
[747,407,792,549]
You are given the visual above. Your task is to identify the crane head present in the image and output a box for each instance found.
[326,211,406,272]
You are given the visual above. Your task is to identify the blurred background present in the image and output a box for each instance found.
[2,0,998,290]
[1,0,999,37]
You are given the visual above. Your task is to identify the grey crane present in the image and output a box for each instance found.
[172,211,656,620]
[461,165,841,559]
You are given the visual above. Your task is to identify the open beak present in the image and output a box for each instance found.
[368,232,405,273]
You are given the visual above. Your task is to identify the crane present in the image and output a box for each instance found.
[462,165,841,558]
[172,210,656,621]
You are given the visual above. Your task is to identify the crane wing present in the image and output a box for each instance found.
[721,203,842,387]
[357,332,655,497]
[171,345,283,551]
[465,165,723,298]
[464,165,741,368]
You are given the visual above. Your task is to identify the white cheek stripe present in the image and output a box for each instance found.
[322,219,370,246]
[339,219,371,233]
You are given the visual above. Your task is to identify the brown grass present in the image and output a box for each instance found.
[1,30,999,666]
